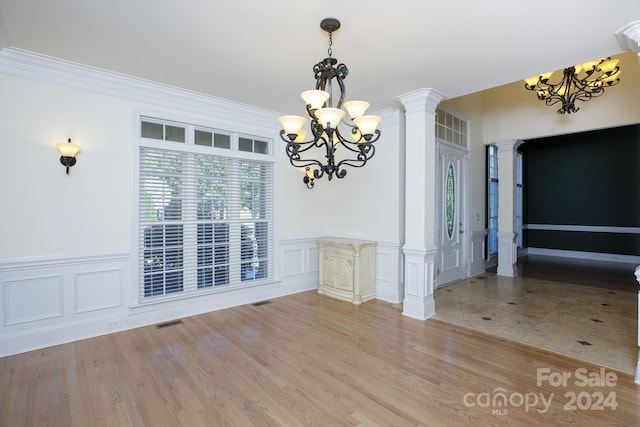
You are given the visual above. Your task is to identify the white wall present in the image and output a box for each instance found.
[321,109,403,241]
[0,75,133,257]
[0,50,328,356]
[0,49,407,356]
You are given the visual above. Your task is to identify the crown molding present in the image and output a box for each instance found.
[615,20,640,54]
[375,107,400,127]
[0,48,280,130]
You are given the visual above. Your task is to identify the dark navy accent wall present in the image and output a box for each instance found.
[521,124,640,255]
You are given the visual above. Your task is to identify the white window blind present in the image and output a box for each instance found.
[138,119,273,303]
[486,146,523,256]
[516,151,523,248]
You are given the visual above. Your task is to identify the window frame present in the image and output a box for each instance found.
[516,151,523,249]
[132,114,276,305]
[486,145,523,259]
[487,144,499,257]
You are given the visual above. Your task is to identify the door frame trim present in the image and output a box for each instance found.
[435,139,470,287]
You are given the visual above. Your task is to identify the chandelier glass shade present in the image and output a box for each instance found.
[278,18,381,184]
[523,57,621,114]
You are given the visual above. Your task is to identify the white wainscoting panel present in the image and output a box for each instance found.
[374,241,404,304]
[0,251,130,357]
[283,248,306,276]
[469,229,487,277]
[280,238,320,294]
[309,246,319,273]
[0,238,405,357]
[4,275,64,325]
[74,269,123,314]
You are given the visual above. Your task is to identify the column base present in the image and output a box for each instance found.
[497,232,517,277]
[402,246,437,321]
[402,296,435,320]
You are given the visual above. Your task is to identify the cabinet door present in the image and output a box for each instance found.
[323,255,354,291]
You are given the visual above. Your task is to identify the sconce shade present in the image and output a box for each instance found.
[353,115,381,137]
[343,100,370,119]
[278,115,307,137]
[56,138,81,174]
[294,130,309,143]
[524,76,541,87]
[575,60,598,74]
[314,107,345,129]
[301,90,330,110]
[599,59,619,74]
[303,166,315,189]
[56,140,81,157]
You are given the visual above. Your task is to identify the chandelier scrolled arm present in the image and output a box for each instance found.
[278,17,382,187]
[334,143,377,173]
[523,57,621,114]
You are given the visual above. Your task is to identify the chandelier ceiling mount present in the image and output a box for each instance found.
[320,17,341,33]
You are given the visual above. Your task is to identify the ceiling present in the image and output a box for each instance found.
[1,1,638,115]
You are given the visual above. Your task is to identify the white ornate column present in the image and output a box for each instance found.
[494,139,523,277]
[615,20,640,61]
[397,88,447,320]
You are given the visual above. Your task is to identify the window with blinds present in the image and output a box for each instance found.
[487,144,499,256]
[486,145,523,258]
[138,117,273,302]
[515,151,523,248]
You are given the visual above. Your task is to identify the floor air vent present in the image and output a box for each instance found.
[156,319,183,329]
[252,300,272,307]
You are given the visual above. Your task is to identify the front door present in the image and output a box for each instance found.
[437,143,466,286]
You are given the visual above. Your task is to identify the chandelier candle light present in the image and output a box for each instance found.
[523,57,621,114]
[278,18,381,186]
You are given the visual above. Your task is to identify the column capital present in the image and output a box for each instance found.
[397,88,447,115]
[616,20,640,54]
[494,139,523,152]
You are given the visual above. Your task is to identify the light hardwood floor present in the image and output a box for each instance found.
[1,290,638,426]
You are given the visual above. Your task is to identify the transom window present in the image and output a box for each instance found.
[436,109,467,148]
[137,117,274,303]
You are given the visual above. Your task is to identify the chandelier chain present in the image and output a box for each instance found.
[327,31,333,58]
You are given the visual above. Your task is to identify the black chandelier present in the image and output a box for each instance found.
[278,18,381,186]
[523,57,621,114]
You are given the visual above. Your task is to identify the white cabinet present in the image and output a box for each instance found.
[317,238,376,304]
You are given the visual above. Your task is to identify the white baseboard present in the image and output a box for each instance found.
[526,248,640,264]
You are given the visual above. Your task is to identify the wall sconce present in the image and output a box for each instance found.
[303,166,315,189]
[55,138,81,174]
